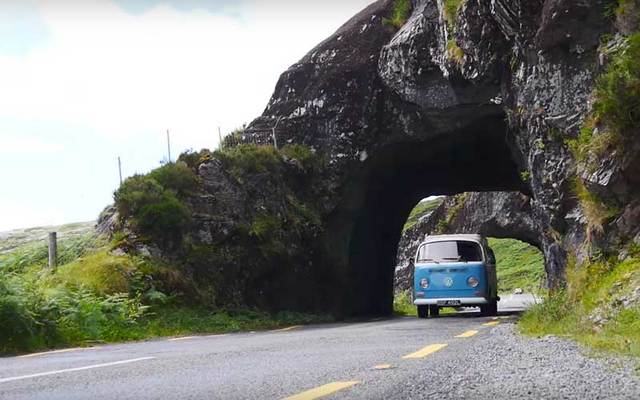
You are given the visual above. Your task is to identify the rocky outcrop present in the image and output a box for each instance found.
[117,0,640,316]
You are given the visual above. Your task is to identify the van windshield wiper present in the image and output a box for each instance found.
[418,258,439,264]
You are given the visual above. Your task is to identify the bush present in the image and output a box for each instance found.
[177,149,212,172]
[114,164,196,248]
[148,162,199,197]
[215,144,282,180]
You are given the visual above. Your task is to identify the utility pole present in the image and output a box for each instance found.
[166,129,172,163]
[272,116,283,150]
[48,232,57,270]
[117,156,123,186]
[218,126,223,148]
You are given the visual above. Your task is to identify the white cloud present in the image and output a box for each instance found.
[0,0,373,149]
[0,0,374,231]
[0,135,64,154]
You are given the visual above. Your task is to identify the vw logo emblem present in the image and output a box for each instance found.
[444,277,454,287]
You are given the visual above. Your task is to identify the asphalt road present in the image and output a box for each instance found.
[1,294,638,400]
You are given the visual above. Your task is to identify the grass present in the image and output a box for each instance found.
[567,32,640,167]
[403,197,444,232]
[572,178,620,236]
[443,0,464,29]
[489,238,545,293]
[382,0,412,29]
[0,227,331,355]
[446,39,464,64]
[520,256,640,358]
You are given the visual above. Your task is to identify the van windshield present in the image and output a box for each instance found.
[416,240,483,263]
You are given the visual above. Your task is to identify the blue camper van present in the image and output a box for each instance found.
[413,234,499,318]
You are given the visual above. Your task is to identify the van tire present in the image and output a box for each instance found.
[417,305,428,319]
[429,305,440,317]
[488,300,498,316]
[479,305,488,316]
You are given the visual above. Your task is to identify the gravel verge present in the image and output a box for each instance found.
[386,322,640,399]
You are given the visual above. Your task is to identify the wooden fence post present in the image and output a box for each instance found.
[48,232,57,269]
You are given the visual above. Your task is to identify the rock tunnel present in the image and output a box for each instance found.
[237,0,587,316]
[324,110,529,316]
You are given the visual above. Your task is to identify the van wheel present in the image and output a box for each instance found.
[417,305,429,319]
[488,300,498,316]
[429,305,440,317]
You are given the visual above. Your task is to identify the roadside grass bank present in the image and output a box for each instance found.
[0,230,331,356]
[519,256,640,359]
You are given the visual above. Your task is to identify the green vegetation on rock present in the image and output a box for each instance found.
[520,256,640,358]
[114,162,198,249]
[443,0,465,30]
[382,0,412,29]
[403,197,444,232]
[436,193,469,233]
[446,39,464,64]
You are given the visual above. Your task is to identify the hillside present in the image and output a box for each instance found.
[490,238,545,293]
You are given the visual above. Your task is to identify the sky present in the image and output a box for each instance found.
[0,0,373,232]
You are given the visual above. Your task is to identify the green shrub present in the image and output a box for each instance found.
[148,162,199,197]
[393,290,416,316]
[215,144,282,181]
[280,144,322,172]
[382,0,412,29]
[177,149,212,171]
[114,166,194,248]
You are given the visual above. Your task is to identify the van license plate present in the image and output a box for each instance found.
[437,300,461,306]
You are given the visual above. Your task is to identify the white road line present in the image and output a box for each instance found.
[0,357,155,384]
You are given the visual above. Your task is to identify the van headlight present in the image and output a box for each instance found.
[467,276,479,288]
[420,278,429,289]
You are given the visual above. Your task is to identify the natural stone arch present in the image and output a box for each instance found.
[163,0,610,316]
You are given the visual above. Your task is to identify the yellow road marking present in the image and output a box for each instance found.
[402,343,448,359]
[18,348,88,358]
[272,325,302,332]
[482,321,500,327]
[372,364,393,370]
[455,330,478,338]
[168,336,197,341]
[282,381,360,400]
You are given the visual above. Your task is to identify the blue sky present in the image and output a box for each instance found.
[0,0,373,231]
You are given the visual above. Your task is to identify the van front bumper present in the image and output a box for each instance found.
[414,298,488,306]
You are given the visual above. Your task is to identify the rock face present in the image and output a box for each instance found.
[122,0,640,316]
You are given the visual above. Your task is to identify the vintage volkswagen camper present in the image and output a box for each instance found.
[413,234,498,318]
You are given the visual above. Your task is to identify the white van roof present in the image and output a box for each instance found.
[422,234,484,244]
